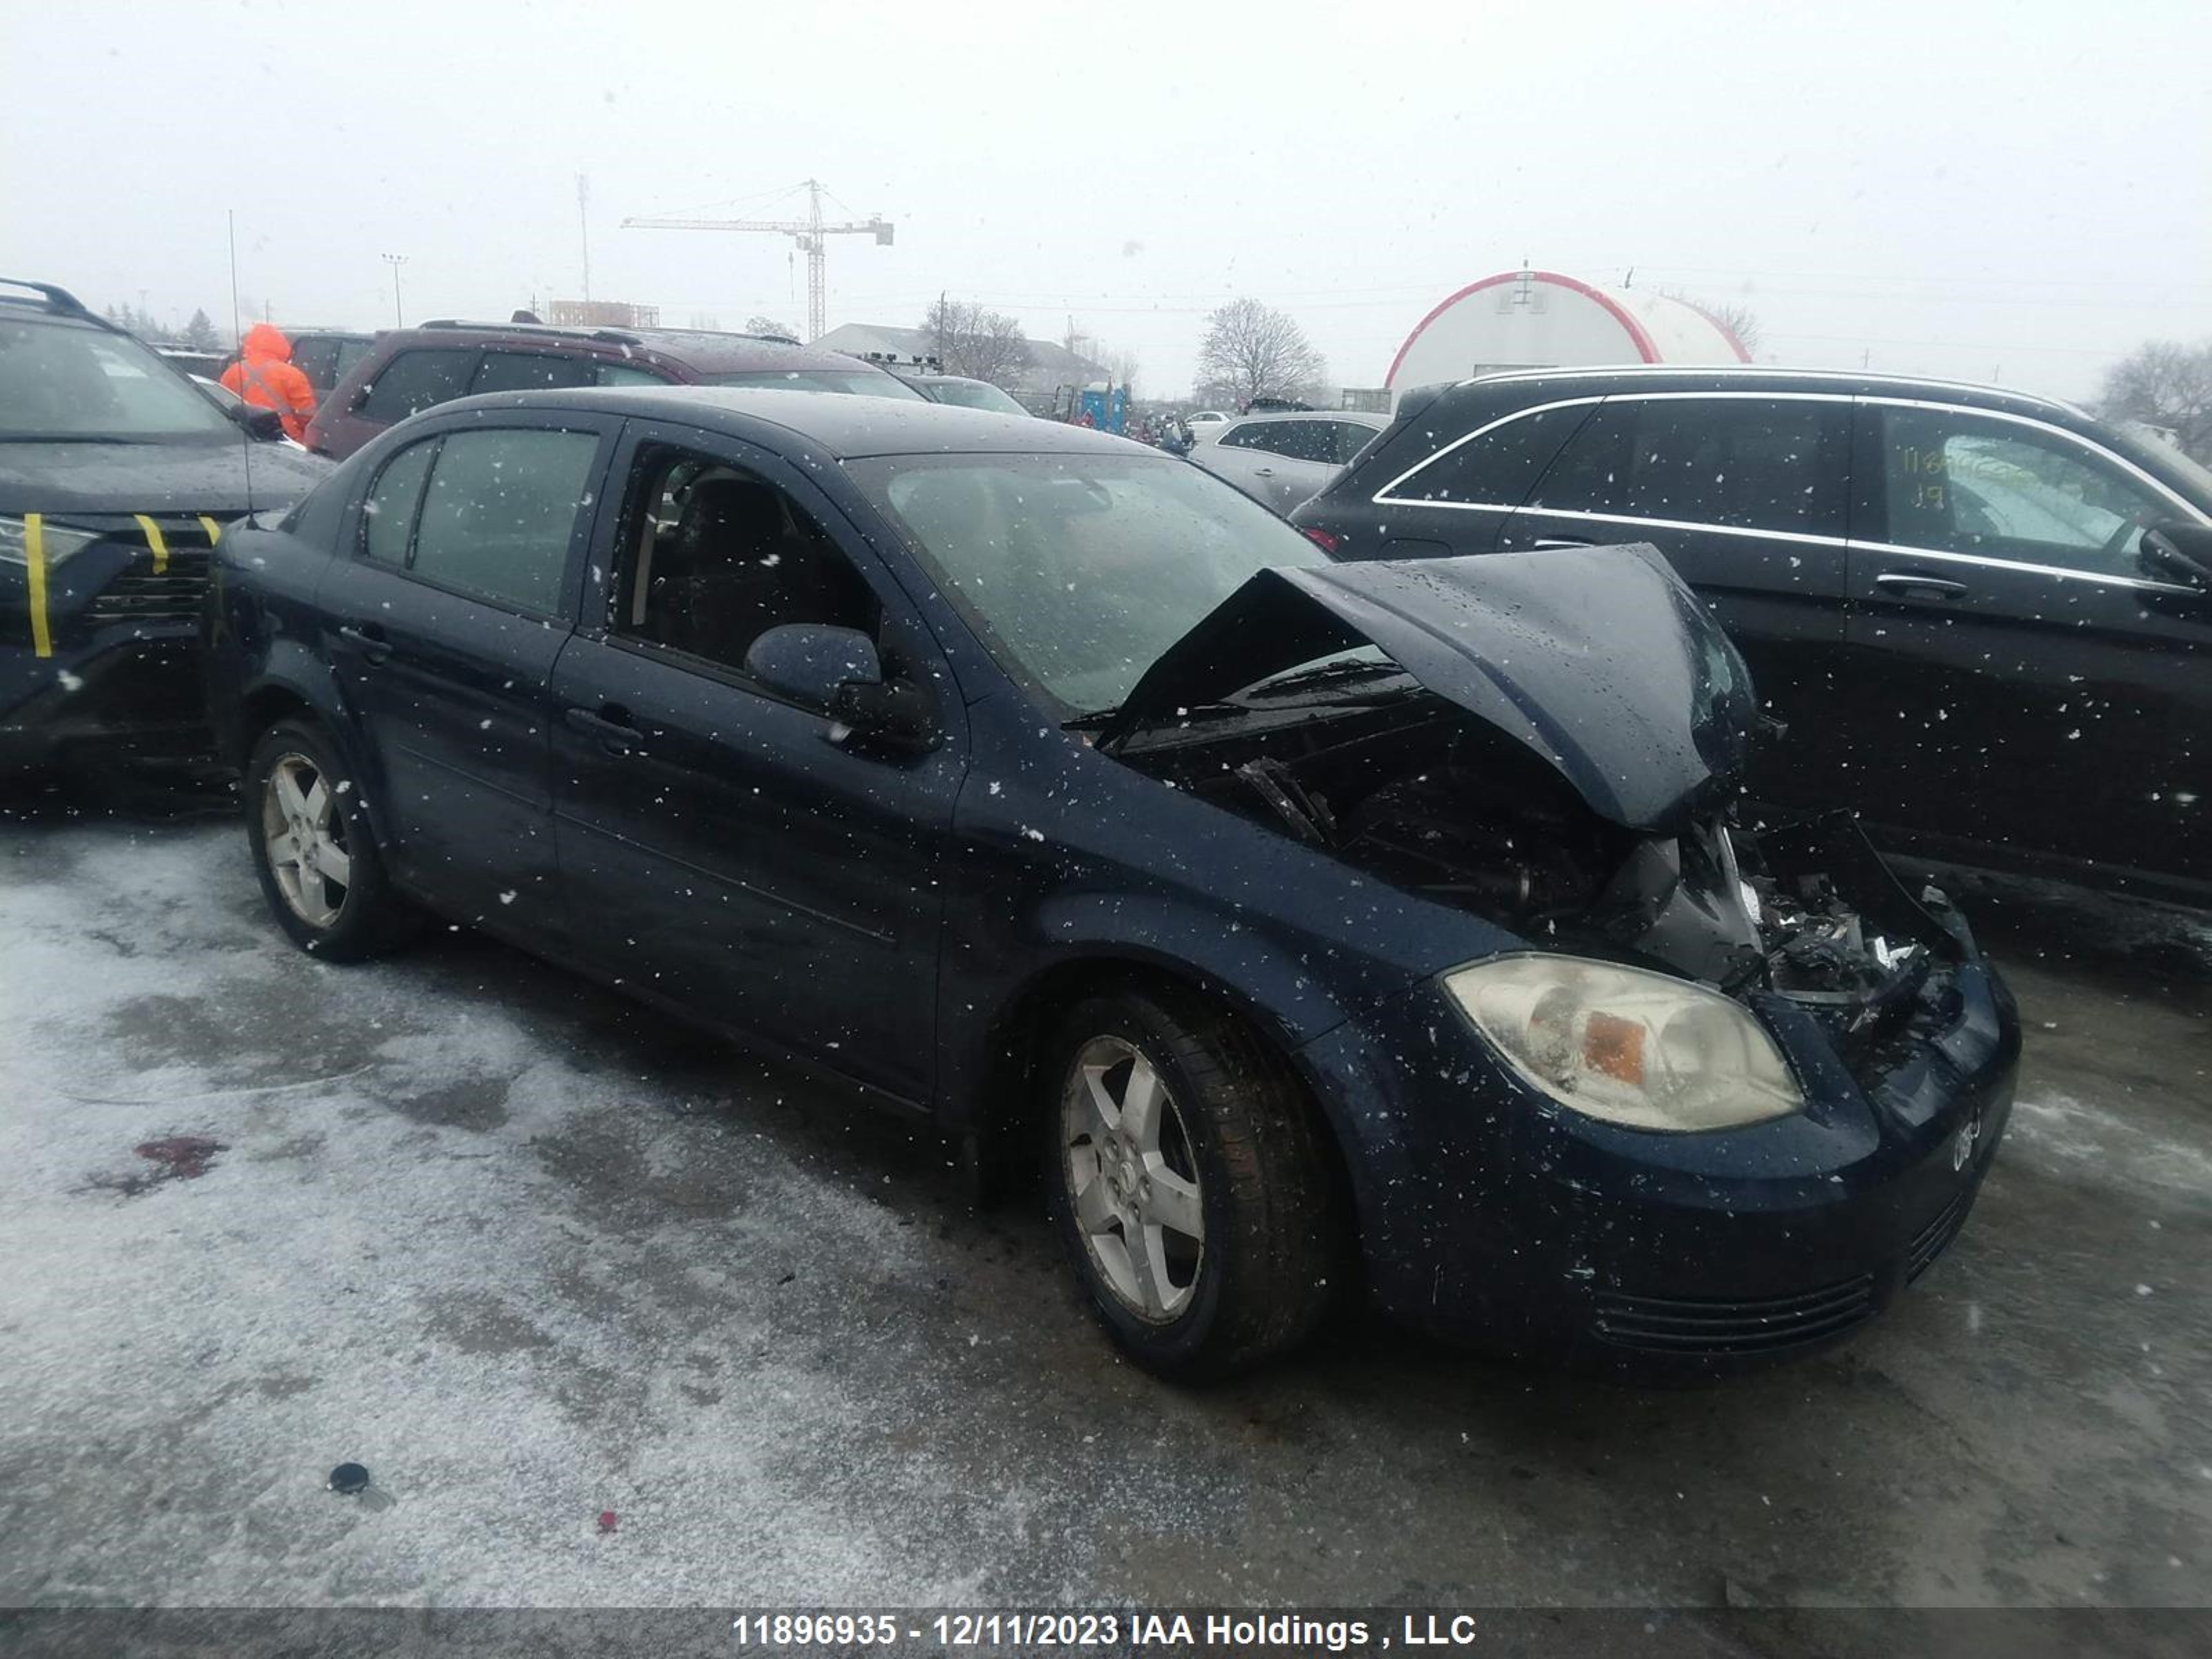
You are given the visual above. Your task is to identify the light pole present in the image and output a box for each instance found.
[380,254,408,327]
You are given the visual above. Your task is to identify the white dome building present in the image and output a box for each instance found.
[1385,269,1750,399]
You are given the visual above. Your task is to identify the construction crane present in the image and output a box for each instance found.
[622,179,892,343]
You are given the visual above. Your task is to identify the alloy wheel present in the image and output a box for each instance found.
[1060,1035,1206,1322]
[261,752,352,929]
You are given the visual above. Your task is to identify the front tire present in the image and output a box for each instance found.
[1044,988,1348,1380]
[245,718,415,961]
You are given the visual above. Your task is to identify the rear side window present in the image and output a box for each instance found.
[357,349,477,424]
[1530,397,1845,535]
[470,351,601,395]
[1379,402,1593,505]
[362,438,437,564]
[1329,420,1378,465]
[598,363,668,387]
[407,428,601,614]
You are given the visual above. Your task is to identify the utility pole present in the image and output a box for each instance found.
[577,174,592,302]
[623,178,892,342]
[381,254,408,327]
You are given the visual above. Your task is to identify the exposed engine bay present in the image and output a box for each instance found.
[1112,684,1962,1062]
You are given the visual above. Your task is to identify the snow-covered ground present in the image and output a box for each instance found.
[1,814,2207,1609]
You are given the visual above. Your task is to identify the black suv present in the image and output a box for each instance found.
[1293,368,2212,903]
[0,279,329,775]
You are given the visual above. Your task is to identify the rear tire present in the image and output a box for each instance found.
[245,718,416,961]
[1044,988,1349,1380]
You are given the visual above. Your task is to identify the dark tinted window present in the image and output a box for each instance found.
[357,349,477,424]
[1254,420,1340,463]
[291,337,339,389]
[409,427,599,613]
[1329,420,1380,465]
[616,447,877,677]
[1530,397,1843,534]
[1879,406,2168,576]
[1384,402,1593,505]
[470,351,601,395]
[597,362,668,388]
[1216,421,1271,451]
[362,438,437,564]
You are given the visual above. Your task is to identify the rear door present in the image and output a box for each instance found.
[1496,392,1856,809]
[1205,419,1340,513]
[1841,398,2211,885]
[549,421,966,1106]
[318,415,617,933]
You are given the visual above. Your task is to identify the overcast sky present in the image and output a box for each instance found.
[4,0,2207,401]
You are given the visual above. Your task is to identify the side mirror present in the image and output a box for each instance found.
[742,622,881,709]
[741,624,939,751]
[2141,521,2212,589]
[227,401,287,442]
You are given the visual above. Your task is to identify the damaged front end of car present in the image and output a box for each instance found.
[1089,544,2016,1365]
[1092,543,1966,1071]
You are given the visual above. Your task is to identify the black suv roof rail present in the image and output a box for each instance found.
[0,276,97,319]
[419,318,646,346]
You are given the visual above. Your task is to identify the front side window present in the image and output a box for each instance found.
[357,349,478,424]
[1877,406,2171,577]
[405,428,600,613]
[849,451,1325,717]
[615,447,877,677]
[1530,397,1845,536]
[1215,422,1268,451]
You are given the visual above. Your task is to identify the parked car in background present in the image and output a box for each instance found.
[0,278,328,776]
[910,374,1033,417]
[301,319,923,460]
[1189,409,1387,514]
[206,385,2015,1380]
[1292,366,2212,903]
[285,329,377,394]
[1185,410,1231,441]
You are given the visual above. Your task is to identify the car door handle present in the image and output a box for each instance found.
[336,624,391,664]
[1252,467,1275,477]
[1875,571,1970,599]
[563,704,640,752]
[1532,536,1595,550]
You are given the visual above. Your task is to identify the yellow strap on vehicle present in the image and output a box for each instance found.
[134,514,170,574]
[24,513,51,659]
[198,515,222,544]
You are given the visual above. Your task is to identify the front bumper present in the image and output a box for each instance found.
[1300,932,2020,1373]
[1,520,218,771]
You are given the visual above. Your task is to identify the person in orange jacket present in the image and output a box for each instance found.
[220,322,317,443]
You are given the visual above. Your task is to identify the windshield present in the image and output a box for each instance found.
[0,317,235,440]
[702,367,924,400]
[926,378,1029,415]
[849,451,1327,715]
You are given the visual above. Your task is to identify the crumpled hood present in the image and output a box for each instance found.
[238,321,292,363]
[1101,544,1756,835]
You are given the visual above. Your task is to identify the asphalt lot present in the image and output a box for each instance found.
[0,797,2206,1613]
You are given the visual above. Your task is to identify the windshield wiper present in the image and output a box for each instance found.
[1238,657,1404,699]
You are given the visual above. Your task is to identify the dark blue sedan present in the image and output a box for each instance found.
[203,386,2020,1379]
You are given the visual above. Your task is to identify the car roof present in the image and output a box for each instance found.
[1225,409,1387,427]
[431,384,1143,459]
[1444,363,2092,424]
[391,319,865,374]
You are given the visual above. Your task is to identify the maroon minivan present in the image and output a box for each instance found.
[301,320,921,459]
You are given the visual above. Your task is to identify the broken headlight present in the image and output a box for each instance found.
[1446,954,1803,1132]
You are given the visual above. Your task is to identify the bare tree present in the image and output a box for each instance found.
[1195,298,1326,407]
[923,298,1033,387]
[1660,288,1763,358]
[743,313,796,340]
[2099,339,2212,463]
